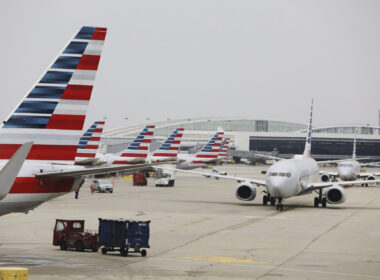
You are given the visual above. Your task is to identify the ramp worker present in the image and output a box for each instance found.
[75,188,80,199]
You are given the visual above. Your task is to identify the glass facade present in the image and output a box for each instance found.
[152,119,306,137]
[250,136,380,157]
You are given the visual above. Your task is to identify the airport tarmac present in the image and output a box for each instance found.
[1,164,380,280]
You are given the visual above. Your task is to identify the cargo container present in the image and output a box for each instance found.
[98,218,150,256]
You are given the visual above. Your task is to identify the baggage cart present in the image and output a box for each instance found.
[98,218,150,257]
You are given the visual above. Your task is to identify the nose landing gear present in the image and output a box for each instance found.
[276,197,284,211]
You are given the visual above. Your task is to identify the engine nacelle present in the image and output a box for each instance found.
[320,173,330,182]
[235,182,257,201]
[324,185,346,204]
[367,175,376,181]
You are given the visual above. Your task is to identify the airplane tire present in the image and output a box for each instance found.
[263,195,268,205]
[321,197,327,208]
[270,197,275,206]
[314,197,319,208]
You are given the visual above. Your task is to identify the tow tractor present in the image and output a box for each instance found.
[53,219,99,252]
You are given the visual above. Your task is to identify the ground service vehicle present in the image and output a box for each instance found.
[92,179,113,193]
[155,167,175,187]
[53,219,99,252]
[133,172,147,186]
[98,218,150,257]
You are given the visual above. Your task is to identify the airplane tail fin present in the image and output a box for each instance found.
[218,137,230,160]
[0,26,107,164]
[120,125,155,160]
[75,121,105,161]
[352,135,357,160]
[303,99,313,158]
[152,128,184,159]
[194,131,224,161]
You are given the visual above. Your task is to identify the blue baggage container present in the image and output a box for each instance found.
[98,218,150,257]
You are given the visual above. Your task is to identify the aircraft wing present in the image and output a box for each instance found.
[170,168,266,186]
[319,170,338,177]
[298,179,380,195]
[75,158,99,166]
[357,172,380,178]
[0,142,33,200]
[35,162,168,179]
[254,153,285,161]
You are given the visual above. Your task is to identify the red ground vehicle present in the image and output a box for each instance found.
[53,219,99,252]
[133,172,147,186]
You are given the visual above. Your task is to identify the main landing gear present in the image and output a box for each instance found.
[263,194,276,206]
[314,189,327,208]
[263,193,284,211]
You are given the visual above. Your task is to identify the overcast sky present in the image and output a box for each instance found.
[0,0,379,131]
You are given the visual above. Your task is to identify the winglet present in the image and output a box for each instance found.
[303,99,313,158]
[0,142,33,200]
[352,135,357,160]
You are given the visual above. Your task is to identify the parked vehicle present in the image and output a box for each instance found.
[92,179,113,193]
[155,167,175,187]
[53,219,99,252]
[133,172,147,186]
[98,218,150,257]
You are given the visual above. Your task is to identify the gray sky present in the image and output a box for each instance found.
[0,0,379,130]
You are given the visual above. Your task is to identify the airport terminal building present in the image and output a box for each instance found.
[102,118,380,161]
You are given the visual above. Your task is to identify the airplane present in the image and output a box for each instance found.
[94,125,155,166]
[176,131,224,170]
[320,136,380,183]
[75,120,105,165]
[149,128,184,162]
[0,26,165,216]
[172,100,380,210]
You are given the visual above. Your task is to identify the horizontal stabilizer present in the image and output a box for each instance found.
[0,142,33,200]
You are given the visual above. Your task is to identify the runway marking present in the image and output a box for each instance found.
[2,213,23,218]
[181,256,267,264]
[229,207,296,230]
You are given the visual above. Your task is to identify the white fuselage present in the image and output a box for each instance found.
[337,160,360,181]
[265,155,319,198]
[0,161,85,216]
[176,153,215,170]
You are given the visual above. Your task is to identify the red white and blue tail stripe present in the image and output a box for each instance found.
[152,128,184,161]
[192,131,224,163]
[112,125,155,164]
[75,121,105,162]
[0,26,107,164]
[218,137,230,160]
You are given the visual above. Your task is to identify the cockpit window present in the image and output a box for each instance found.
[340,163,353,167]
[269,172,291,177]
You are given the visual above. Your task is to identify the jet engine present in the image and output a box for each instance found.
[324,185,346,204]
[320,173,330,182]
[367,175,376,181]
[235,182,256,201]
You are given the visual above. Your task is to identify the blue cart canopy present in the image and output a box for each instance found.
[98,219,150,248]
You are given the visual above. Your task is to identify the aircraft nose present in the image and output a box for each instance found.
[267,177,286,197]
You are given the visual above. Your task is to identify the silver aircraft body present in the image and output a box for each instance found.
[320,137,380,182]
[174,100,380,210]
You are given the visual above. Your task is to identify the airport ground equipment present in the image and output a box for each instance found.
[133,172,147,186]
[53,219,99,252]
[98,218,150,257]
[155,167,175,187]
